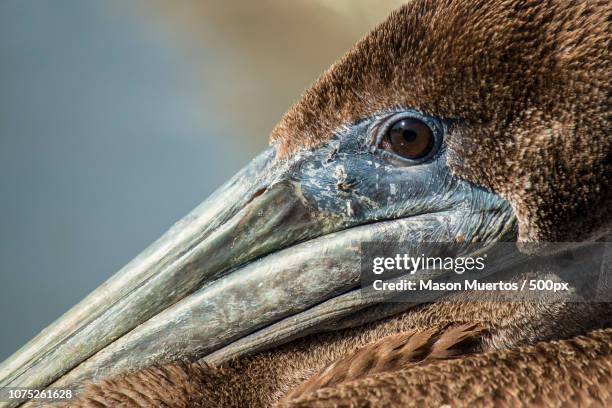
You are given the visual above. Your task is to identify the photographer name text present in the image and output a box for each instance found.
[371,279,569,293]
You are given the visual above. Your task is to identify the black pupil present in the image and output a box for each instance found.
[401,129,417,142]
[385,118,434,160]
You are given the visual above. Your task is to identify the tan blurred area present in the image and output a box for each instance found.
[138,1,405,150]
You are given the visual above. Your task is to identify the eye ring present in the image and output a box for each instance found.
[369,112,443,165]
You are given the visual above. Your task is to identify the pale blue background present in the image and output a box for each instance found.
[0,1,263,359]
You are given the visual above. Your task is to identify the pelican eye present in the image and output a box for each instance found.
[370,112,442,165]
[383,118,434,160]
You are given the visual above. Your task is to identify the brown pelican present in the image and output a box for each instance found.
[1,0,610,406]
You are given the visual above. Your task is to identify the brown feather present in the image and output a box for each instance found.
[280,328,612,408]
[284,323,483,401]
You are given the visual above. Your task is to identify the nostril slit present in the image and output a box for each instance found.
[252,187,268,199]
[245,186,268,206]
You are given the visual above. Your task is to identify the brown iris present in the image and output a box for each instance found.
[382,118,434,160]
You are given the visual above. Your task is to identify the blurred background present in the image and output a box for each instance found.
[0,0,404,360]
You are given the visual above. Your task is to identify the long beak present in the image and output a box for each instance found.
[0,144,516,405]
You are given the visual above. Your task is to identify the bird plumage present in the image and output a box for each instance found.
[281,328,612,407]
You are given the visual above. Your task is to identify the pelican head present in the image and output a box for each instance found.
[1,0,609,402]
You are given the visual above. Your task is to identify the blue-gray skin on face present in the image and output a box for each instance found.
[0,110,516,405]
